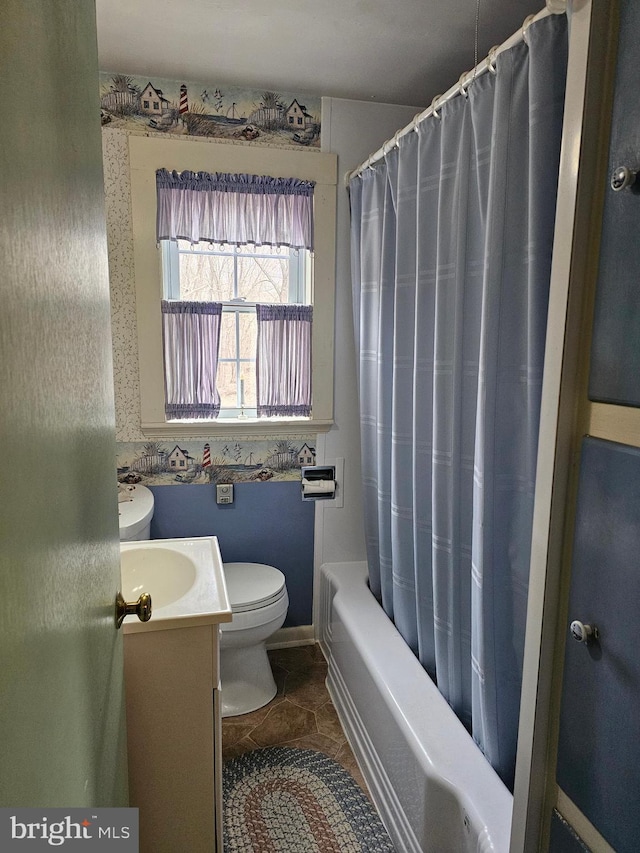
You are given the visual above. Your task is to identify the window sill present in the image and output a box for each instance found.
[140,418,333,439]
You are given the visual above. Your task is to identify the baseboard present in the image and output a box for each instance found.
[266,625,315,649]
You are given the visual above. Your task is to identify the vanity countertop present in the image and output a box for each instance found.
[120,535,232,634]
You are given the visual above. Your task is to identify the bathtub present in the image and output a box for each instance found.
[318,561,512,853]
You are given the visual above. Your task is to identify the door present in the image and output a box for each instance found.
[556,438,640,852]
[0,1,127,806]
[553,0,640,848]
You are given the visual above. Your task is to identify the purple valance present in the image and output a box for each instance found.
[156,169,315,250]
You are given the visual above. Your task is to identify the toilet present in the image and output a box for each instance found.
[118,484,155,541]
[116,488,286,717]
[220,562,289,718]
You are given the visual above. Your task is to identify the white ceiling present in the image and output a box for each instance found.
[96,0,546,108]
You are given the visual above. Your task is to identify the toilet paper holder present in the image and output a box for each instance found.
[301,465,336,501]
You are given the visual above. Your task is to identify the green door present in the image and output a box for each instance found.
[0,1,128,806]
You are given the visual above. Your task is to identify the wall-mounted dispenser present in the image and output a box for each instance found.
[301,465,336,501]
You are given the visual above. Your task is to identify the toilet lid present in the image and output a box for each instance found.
[223,562,286,612]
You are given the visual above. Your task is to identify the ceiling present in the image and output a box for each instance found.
[96,0,546,108]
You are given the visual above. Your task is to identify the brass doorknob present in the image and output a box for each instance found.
[115,591,152,629]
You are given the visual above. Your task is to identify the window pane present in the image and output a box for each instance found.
[239,365,256,407]
[218,312,238,361]
[218,310,256,408]
[216,361,237,409]
[236,255,289,303]
[238,312,256,359]
[178,242,235,301]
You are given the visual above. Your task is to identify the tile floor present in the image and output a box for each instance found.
[221,643,369,795]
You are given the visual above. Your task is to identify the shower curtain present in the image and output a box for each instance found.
[349,14,567,789]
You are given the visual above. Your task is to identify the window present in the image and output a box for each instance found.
[156,169,314,421]
[161,240,311,417]
[153,101,160,110]
[129,135,337,437]
[289,116,294,124]
[297,117,303,125]
[143,100,150,109]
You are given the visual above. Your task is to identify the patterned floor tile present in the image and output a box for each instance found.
[249,700,317,747]
[221,643,370,797]
[279,732,343,758]
[315,700,346,744]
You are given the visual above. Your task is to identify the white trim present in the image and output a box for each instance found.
[266,625,314,649]
[312,432,327,640]
[510,1,620,850]
[555,789,616,853]
[139,418,332,438]
[587,401,640,446]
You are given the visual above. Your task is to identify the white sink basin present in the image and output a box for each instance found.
[121,547,197,609]
[119,536,232,633]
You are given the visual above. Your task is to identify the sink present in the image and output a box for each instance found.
[119,536,232,633]
[121,547,197,609]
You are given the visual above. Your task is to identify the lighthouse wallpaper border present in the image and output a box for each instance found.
[116,438,317,486]
[100,72,321,148]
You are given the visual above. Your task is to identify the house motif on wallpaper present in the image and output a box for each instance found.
[139,82,170,115]
[286,99,313,128]
[297,443,316,466]
[168,445,196,469]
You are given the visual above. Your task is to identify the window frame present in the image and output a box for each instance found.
[129,135,337,437]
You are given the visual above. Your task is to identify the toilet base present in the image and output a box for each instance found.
[220,642,277,717]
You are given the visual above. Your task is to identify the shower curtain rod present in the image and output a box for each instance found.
[347,0,567,184]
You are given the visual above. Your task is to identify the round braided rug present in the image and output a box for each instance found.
[223,747,395,852]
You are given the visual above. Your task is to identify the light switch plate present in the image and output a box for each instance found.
[216,483,234,504]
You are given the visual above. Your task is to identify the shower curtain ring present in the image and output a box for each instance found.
[522,14,536,44]
[487,46,499,75]
[458,72,470,98]
[411,112,422,133]
[392,130,401,149]
[430,96,441,119]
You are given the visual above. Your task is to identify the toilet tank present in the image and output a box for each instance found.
[118,484,154,541]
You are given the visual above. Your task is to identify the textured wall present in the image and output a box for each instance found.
[104,130,141,441]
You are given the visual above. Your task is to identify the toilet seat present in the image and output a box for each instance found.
[223,562,286,613]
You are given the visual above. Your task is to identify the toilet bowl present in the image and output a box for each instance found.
[118,484,154,541]
[220,562,289,718]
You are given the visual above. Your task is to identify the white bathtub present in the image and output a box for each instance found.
[319,561,512,853]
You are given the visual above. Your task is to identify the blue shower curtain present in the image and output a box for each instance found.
[349,14,567,789]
